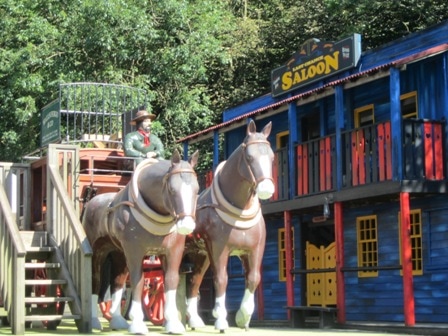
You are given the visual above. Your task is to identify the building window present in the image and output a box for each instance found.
[354,104,374,128]
[357,215,378,277]
[399,209,423,275]
[401,91,418,119]
[278,227,294,281]
[301,111,320,141]
[276,131,289,149]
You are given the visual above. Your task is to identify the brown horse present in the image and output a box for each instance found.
[185,120,274,332]
[82,149,199,334]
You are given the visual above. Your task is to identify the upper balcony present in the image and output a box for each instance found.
[267,118,446,212]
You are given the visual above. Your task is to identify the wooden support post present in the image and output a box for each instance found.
[334,202,346,324]
[400,192,415,326]
[284,211,295,317]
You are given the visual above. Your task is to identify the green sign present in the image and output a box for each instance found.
[271,34,361,97]
[40,99,60,147]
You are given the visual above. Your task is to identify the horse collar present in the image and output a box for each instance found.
[210,162,261,229]
[128,160,177,236]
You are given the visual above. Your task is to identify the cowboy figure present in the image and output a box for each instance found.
[124,110,165,166]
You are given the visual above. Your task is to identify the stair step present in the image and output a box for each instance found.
[26,246,55,253]
[25,262,61,269]
[25,297,73,304]
[25,314,81,322]
[20,231,50,249]
[25,279,67,286]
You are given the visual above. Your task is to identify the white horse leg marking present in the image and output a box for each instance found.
[176,183,196,235]
[213,294,229,331]
[91,294,102,330]
[240,288,255,315]
[128,299,148,334]
[186,297,205,329]
[236,288,255,329]
[163,289,185,334]
[109,287,129,330]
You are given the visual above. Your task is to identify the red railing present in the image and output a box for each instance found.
[296,135,335,196]
[200,119,445,202]
[349,121,393,186]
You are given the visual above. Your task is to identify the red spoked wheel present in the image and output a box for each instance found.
[99,287,131,321]
[142,256,165,326]
[99,256,165,325]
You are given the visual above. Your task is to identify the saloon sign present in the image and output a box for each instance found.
[271,34,361,97]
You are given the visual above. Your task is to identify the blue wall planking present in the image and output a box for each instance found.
[341,195,448,323]
[344,202,405,322]
[262,218,290,319]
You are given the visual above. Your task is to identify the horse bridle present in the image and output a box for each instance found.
[239,139,274,192]
[162,167,198,221]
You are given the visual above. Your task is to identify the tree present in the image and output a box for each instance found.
[1,0,448,163]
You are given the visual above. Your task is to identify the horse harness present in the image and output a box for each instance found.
[106,162,197,235]
[197,138,273,229]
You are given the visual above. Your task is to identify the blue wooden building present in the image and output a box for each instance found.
[180,20,448,330]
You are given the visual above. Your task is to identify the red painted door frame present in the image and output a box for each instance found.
[284,211,294,317]
[400,192,415,326]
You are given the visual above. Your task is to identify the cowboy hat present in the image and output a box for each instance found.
[130,110,156,125]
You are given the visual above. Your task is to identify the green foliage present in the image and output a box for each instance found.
[1,0,448,164]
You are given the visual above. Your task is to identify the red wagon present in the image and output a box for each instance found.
[19,83,168,328]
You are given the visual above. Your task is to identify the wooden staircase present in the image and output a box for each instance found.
[20,231,81,329]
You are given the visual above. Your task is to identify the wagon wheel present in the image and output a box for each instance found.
[103,277,165,324]
[33,268,65,330]
[99,287,132,321]
[141,256,165,326]
[142,275,165,326]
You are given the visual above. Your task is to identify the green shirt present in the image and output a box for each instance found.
[124,131,165,165]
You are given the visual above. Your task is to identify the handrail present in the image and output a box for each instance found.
[0,180,26,335]
[46,144,92,332]
[48,164,93,254]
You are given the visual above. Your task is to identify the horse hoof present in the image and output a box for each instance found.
[214,318,229,331]
[187,315,205,329]
[92,317,103,331]
[128,321,148,335]
[235,309,251,329]
[110,315,130,330]
[164,320,185,335]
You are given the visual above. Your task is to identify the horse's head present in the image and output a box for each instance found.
[163,149,200,235]
[241,120,275,200]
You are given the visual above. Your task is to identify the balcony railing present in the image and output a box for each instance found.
[271,119,445,201]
